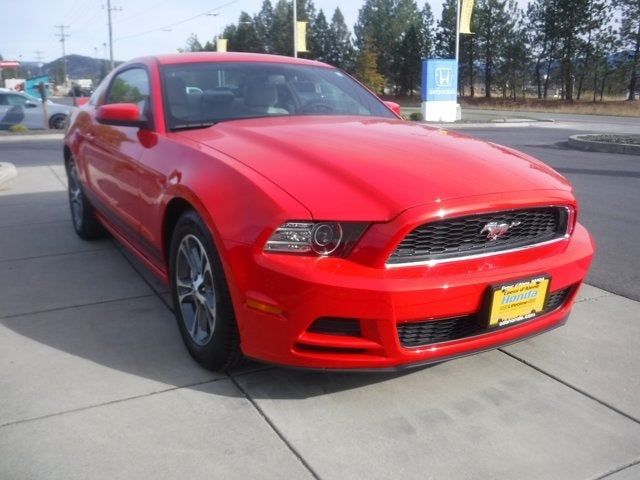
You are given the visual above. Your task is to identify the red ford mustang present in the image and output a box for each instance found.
[63,53,594,371]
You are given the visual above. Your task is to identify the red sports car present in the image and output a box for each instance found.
[63,53,594,370]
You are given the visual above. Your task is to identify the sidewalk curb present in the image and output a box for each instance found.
[568,134,640,155]
[426,121,546,129]
[0,162,18,187]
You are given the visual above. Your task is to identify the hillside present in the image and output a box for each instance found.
[43,54,118,81]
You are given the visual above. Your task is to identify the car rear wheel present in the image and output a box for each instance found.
[50,114,67,130]
[65,157,106,239]
[169,210,242,370]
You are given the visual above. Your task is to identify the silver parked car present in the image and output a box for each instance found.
[0,90,74,130]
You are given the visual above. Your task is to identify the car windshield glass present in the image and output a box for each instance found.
[160,62,394,130]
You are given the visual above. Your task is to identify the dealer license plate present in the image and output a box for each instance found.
[488,277,550,328]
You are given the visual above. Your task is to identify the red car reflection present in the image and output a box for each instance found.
[63,53,594,370]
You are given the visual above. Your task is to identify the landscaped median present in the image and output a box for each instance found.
[568,134,640,155]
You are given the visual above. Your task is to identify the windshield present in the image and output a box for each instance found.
[160,62,394,130]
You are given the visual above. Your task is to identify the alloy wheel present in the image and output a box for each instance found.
[67,163,84,230]
[175,234,217,346]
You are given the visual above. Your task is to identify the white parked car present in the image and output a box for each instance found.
[0,91,74,130]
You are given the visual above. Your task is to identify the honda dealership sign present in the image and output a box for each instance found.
[421,59,460,122]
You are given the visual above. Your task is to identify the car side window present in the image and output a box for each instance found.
[106,67,151,119]
[89,81,108,106]
[6,94,28,106]
[0,94,7,106]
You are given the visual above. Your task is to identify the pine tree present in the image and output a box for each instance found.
[555,0,590,100]
[185,34,204,52]
[395,24,423,95]
[527,0,561,99]
[420,3,436,58]
[254,0,274,53]
[310,9,332,62]
[435,0,456,58]
[616,0,640,100]
[575,0,610,99]
[475,0,515,97]
[327,8,356,72]
[227,12,263,52]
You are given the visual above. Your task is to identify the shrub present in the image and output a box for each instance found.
[409,112,423,122]
[9,124,28,133]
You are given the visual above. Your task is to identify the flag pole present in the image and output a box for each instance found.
[293,0,298,58]
[455,0,461,62]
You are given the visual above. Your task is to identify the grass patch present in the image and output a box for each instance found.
[382,95,640,117]
[8,124,28,133]
[461,97,640,117]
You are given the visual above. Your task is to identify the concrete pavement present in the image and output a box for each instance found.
[1,136,639,479]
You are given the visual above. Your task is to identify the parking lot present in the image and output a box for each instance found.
[1,117,639,479]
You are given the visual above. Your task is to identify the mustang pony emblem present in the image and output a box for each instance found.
[481,220,521,241]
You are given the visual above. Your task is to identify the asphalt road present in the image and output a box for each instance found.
[450,124,640,301]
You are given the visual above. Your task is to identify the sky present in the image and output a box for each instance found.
[1,0,363,63]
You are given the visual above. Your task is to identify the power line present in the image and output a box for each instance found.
[115,0,174,24]
[114,0,240,42]
[54,25,70,82]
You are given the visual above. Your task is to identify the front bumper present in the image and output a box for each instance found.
[227,221,594,370]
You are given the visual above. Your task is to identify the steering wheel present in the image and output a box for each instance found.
[300,101,335,114]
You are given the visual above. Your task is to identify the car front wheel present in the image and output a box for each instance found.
[50,114,67,130]
[169,210,242,370]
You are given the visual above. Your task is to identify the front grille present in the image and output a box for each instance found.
[398,315,482,348]
[545,287,572,312]
[397,285,575,348]
[388,207,568,265]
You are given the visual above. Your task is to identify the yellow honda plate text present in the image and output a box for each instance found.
[489,277,550,327]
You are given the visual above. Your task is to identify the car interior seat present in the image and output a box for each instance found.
[245,83,288,115]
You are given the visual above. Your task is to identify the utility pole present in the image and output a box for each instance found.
[105,0,121,71]
[34,50,44,75]
[54,25,70,84]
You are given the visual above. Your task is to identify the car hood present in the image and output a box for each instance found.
[178,116,571,220]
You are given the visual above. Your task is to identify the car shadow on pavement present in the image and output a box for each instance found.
[0,190,423,403]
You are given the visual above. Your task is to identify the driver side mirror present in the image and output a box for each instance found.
[96,103,148,129]
[383,101,402,117]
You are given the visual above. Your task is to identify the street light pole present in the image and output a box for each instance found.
[206,13,221,49]
[292,0,297,58]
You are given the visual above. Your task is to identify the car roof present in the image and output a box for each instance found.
[143,52,332,68]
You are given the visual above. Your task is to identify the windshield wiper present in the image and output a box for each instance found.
[171,122,217,131]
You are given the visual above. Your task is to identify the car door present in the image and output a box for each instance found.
[0,94,10,129]
[0,93,28,128]
[6,93,44,129]
[82,66,152,242]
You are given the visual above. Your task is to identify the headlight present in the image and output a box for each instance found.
[264,221,368,257]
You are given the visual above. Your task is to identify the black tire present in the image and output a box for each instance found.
[65,157,107,240]
[50,114,67,130]
[169,210,242,370]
